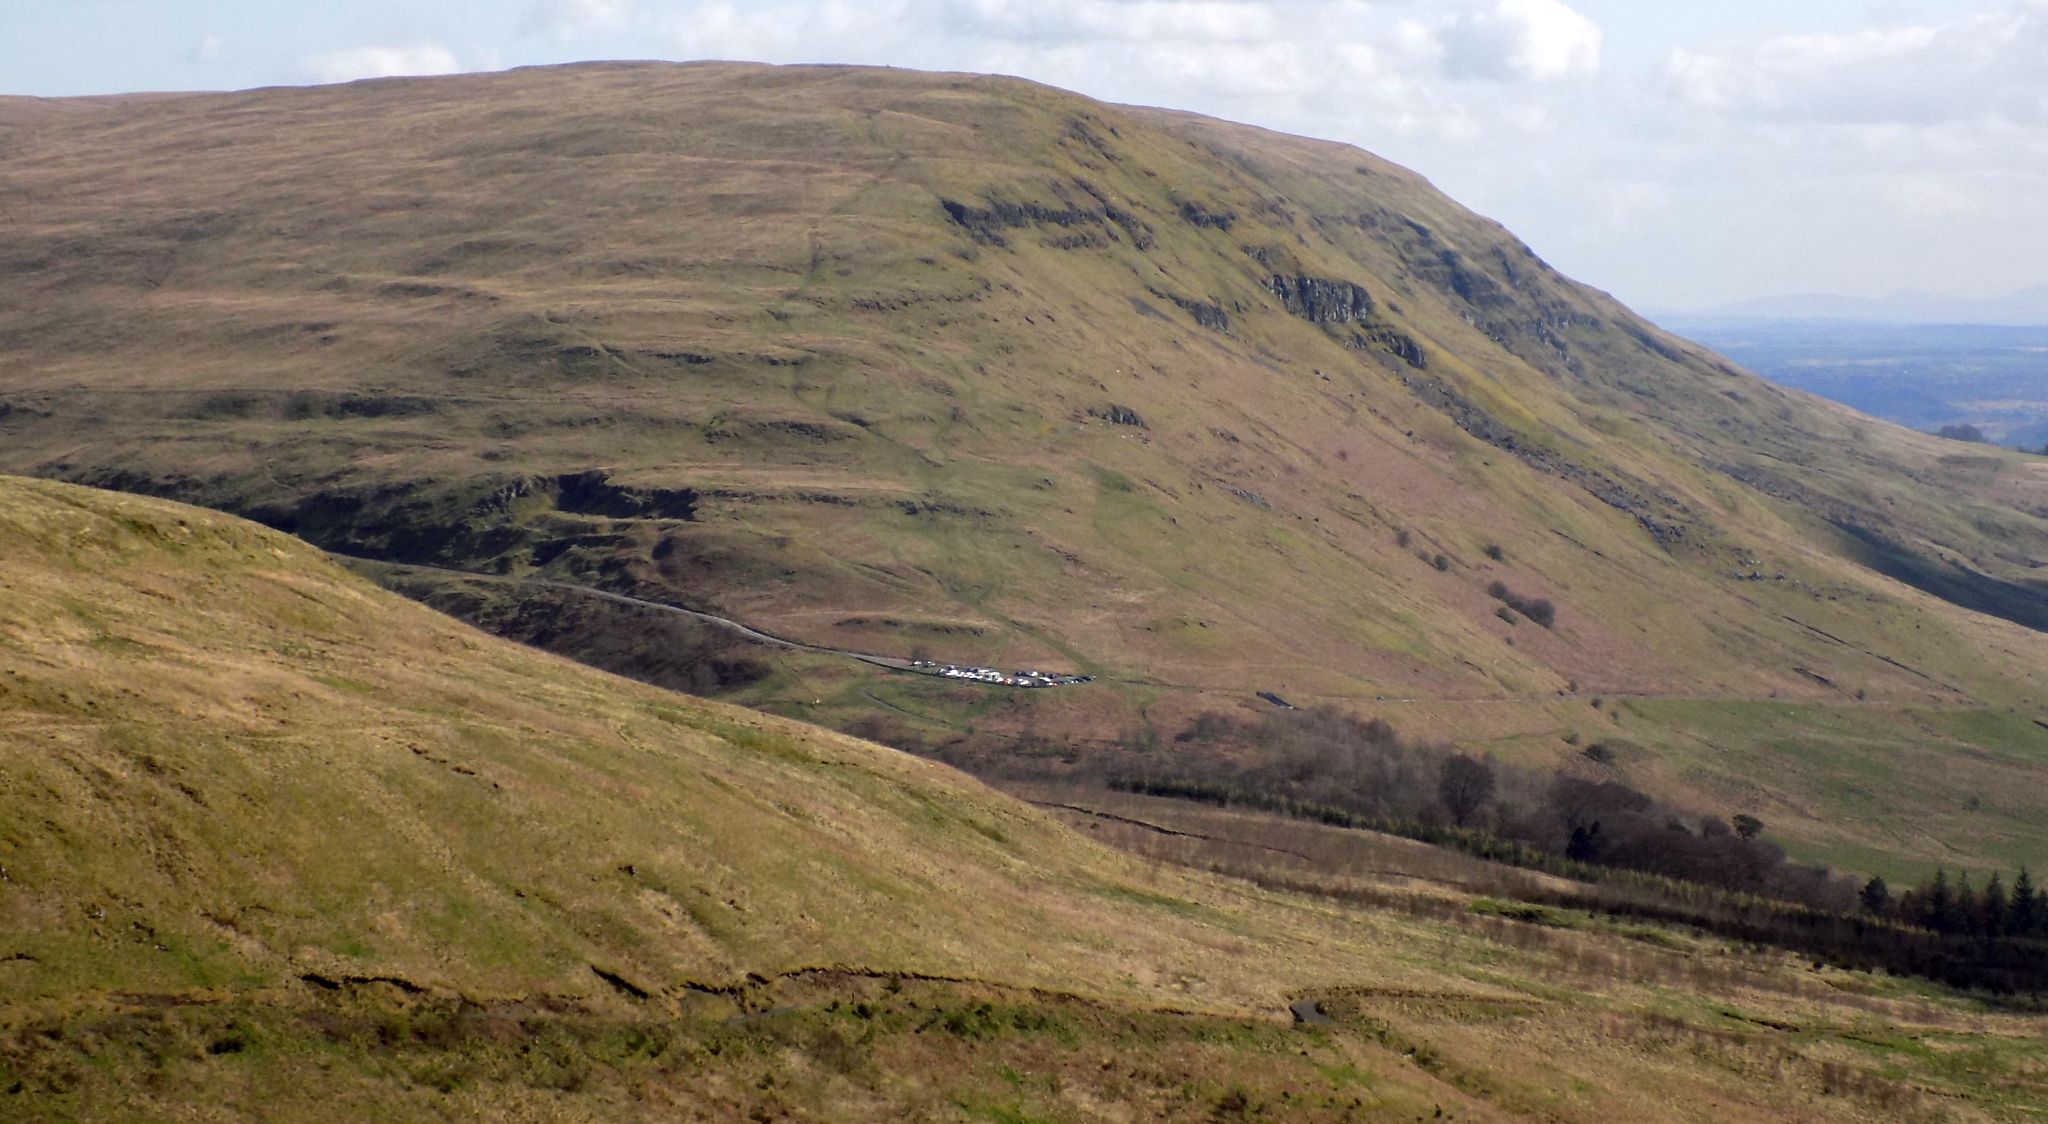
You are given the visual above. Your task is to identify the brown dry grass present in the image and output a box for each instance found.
[3,477,2045,1120]
[0,473,1526,1021]
[3,63,2047,884]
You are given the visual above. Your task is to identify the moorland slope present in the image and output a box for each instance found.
[4,476,2044,1121]
[4,62,2048,875]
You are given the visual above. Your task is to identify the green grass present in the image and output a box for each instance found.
[3,57,2048,1112]
[1618,697,2048,880]
[2,475,1479,1014]
[2,61,2047,889]
[6,475,2046,1120]
[3,62,2044,728]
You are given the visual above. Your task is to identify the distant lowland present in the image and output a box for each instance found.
[1659,298,2048,450]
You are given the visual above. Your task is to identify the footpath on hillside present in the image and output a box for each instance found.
[341,555,1095,689]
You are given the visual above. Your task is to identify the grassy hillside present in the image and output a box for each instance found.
[0,474,1417,1011]
[3,61,2048,878]
[3,475,2045,1121]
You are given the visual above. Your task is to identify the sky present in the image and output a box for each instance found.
[4,0,2046,310]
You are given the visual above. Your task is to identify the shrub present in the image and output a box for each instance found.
[1484,581,1557,628]
[1484,543,1506,561]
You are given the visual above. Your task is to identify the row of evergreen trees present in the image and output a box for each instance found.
[1864,868,2046,939]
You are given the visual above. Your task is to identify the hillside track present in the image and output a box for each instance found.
[339,555,925,669]
[343,555,1992,712]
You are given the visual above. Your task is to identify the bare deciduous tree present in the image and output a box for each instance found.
[1439,753,1496,827]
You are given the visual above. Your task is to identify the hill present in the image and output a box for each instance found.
[0,475,1384,1011]
[1667,286,2048,326]
[3,475,2045,1121]
[3,62,2048,879]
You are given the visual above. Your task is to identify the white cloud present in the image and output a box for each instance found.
[668,0,906,64]
[657,0,1601,88]
[1618,4,2048,304]
[188,33,224,65]
[1663,3,2048,126]
[1877,173,1982,218]
[525,0,634,40]
[1437,0,1601,83]
[657,0,1568,138]
[939,0,1282,45]
[306,45,464,84]
[1585,179,1671,235]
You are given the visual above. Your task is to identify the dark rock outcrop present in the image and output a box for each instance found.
[941,179,1154,251]
[1354,326,1427,369]
[1178,201,1237,231]
[1264,274,1374,324]
[1164,292,1230,332]
[941,198,1096,246]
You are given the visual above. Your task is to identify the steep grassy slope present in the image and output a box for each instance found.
[0,474,1433,1012]
[4,476,2046,1122]
[4,62,2048,876]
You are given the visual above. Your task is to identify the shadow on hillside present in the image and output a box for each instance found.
[1833,523,2048,632]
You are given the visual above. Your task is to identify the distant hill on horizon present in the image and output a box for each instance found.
[1660,285,2048,327]
[1653,317,2048,453]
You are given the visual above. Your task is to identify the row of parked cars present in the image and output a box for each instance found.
[907,660,1094,688]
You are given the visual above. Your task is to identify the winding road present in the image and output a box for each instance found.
[339,552,1971,711]
[338,554,933,671]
